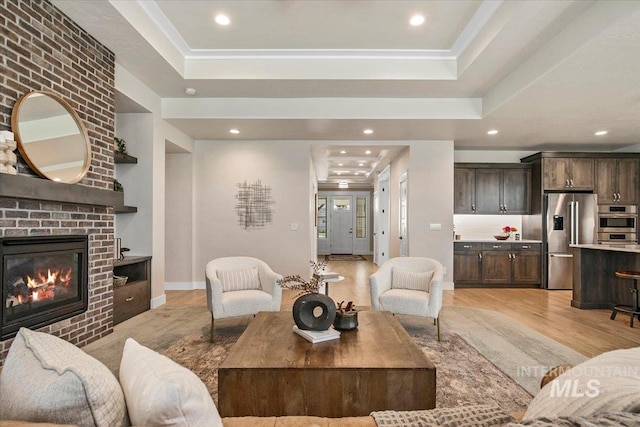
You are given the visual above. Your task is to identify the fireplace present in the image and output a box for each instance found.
[1,236,89,340]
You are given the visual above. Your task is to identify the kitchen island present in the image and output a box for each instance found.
[570,244,640,309]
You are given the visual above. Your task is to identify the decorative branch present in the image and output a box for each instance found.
[278,260,326,297]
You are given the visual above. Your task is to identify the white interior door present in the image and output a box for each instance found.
[377,167,390,265]
[373,191,379,265]
[330,196,353,254]
[399,171,408,257]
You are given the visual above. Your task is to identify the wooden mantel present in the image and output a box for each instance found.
[0,174,123,208]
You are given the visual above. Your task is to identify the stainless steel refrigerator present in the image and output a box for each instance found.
[544,193,598,289]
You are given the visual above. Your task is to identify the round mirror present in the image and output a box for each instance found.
[11,91,91,184]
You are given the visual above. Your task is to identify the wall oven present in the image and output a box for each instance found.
[597,205,637,243]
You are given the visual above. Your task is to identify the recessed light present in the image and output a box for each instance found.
[336,172,342,175]
[359,163,365,167]
[365,150,371,154]
[229,129,240,134]
[184,87,197,96]
[410,14,425,26]
[338,163,344,166]
[215,14,230,26]
[354,172,359,175]
[487,130,499,135]
[53,177,61,182]
[595,130,608,136]
[363,129,373,135]
[340,150,347,154]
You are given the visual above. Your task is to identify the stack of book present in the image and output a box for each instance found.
[293,325,340,343]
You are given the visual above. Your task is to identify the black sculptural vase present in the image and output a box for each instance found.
[292,293,336,331]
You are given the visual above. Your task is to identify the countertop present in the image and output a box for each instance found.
[570,244,640,254]
[454,239,542,243]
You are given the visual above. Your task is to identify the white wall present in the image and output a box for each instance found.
[407,141,455,287]
[165,152,193,286]
[454,150,537,163]
[192,140,312,282]
[454,215,523,240]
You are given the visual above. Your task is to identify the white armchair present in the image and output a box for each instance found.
[369,257,444,341]
[205,256,282,342]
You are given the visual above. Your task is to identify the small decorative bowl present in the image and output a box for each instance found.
[494,234,510,241]
[113,275,128,287]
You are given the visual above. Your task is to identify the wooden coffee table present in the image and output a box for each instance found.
[218,310,436,417]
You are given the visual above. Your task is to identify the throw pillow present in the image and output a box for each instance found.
[523,347,640,420]
[392,267,434,292]
[0,327,128,427]
[218,267,261,292]
[119,338,223,427]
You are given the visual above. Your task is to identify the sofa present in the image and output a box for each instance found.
[1,327,639,427]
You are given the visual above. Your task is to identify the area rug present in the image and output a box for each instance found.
[83,305,585,413]
[325,254,367,261]
[162,327,532,413]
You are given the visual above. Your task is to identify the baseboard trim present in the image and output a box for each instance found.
[443,281,454,290]
[165,281,206,291]
[150,293,166,309]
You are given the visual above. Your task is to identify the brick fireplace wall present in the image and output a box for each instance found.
[0,0,116,363]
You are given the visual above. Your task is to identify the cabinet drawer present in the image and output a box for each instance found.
[113,280,150,325]
[482,242,511,251]
[512,243,540,251]
[454,242,481,251]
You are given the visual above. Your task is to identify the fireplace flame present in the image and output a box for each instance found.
[9,267,75,307]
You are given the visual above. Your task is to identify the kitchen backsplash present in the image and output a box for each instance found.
[454,215,523,240]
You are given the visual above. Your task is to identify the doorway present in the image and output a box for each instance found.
[376,166,390,265]
[317,191,371,255]
[399,171,408,257]
[329,196,353,254]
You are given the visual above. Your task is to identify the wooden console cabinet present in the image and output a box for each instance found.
[113,256,151,325]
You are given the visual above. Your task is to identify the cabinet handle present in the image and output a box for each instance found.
[570,179,574,187]
[565,179,570,187]
[522,245,530,249]
[125,297,134,302]
[492,245,501,248]
[471,204,476,212]
[616,192,621,201]
[478,253,482,260]
[503,204,508,213]
[463,245,472,248]
[511,253,516,259]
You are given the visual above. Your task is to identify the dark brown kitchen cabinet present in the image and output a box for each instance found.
[453,243,482,284]
[454,168,476,214]
[481,243,511,284]
[595,158,638,204]
[454,242,541,287]
[475,169,501,214]
[502,168,531,214]
[511,243,541,284]
[454,164,531,214]
[543,158,594,191]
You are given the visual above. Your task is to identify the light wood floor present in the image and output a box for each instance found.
[167,257,640,358]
